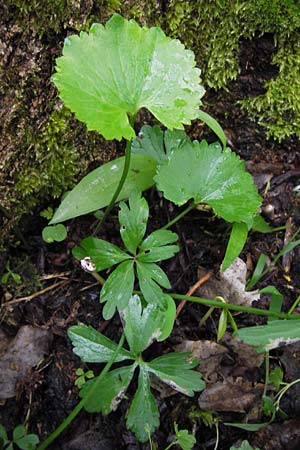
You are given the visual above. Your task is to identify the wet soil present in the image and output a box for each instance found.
[1,34,300,450]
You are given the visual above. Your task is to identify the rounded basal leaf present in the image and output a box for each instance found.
[53,14,204,140]
[155,140,262,223]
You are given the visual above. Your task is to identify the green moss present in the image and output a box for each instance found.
[14,107,79,209]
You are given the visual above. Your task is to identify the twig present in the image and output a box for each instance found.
[3,280,68,306]
[176,272,212,318]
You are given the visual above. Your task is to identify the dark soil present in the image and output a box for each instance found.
[1,34,300,450]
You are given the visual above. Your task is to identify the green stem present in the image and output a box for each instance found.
[288,294,300,315]
[170,293,300,320]
[262,352,270,399]
[37,332,125,450]
[93,116,136,235]
[161,202,195,230]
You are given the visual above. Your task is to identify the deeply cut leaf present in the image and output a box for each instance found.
[100,260,135,319]
[72,237,130,271]
[136,261,171,305]
[119,191,149,254]
[68,325,133,363]
[80,365,136,413]
[53,14,204,141]
[138,230,179,263]
[155,139,261,223]
[50,154,156,224]
[147,352,205,396]
[121,295,167,355]
[235,319,300,352]
[126,365,160,443]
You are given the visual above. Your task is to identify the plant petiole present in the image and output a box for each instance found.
[161,201,196,230]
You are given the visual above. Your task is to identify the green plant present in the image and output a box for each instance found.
[74,368,94,389]
[36,14,300,449]
[1,262,22,286]
[0,424,39,450]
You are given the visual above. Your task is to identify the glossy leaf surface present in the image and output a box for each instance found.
[138,230,179,262]
[155,139,261,223]
[80,365,136,413]
[119,191,149,254]
[50,154,156,224]
[68,325,133,362]
[147,352,205,396]
[100,260,135,319]
[126,365,160,443]
[222,222,248,271]
[72,237,130,271]
[236,319,300,352]
[136,261,171,305]
[53,14,204,141]
[122,295,167,355]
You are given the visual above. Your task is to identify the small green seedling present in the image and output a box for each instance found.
[1,262,21,285]
[74,368,94,389]
[0,424,39,450]
[230,441,260,450]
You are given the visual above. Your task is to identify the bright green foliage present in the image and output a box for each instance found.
[147,353,205,396]
[269,367,284,390]
[42,224,67,243]
[0,424,39,450]
[126,366,160,442]
[68,295,204,443]
[67,325,134,363]
[174,423,196,450]
[1,262,22,285]
[75,368,94,389]
[155,138,261,223]
[260,286,283,322]
[53,14,204,141]
[222,222,248,271]
[50,154,157,224]
[236,319,300,352]
[72,192,178,319]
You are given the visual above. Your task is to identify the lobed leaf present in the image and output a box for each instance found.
[138,230,179,263]
[126,365,160,443]
[53,14,204,141]
[42,224,67,243]
[155,139,261,224]
[235,319,300,352]
[119,191,149,254]
[100,260,135,319]
[174,423,196,450]
[50,154,157,224]
[121,295,168,355]
[147,352,205,396]
[72,237,130,271]
[80,365,136,414]
[68,325,133,363]
[136,261,169,305]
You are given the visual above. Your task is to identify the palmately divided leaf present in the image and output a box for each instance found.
[121,295,168,355]
[136,261,171,305]
[235,319,300,353]
[126,365,160,443]
[155,139,262,223]
[72,237,130,271]
[53,14,204,141]
[100,260,135,319]
[138,230,179,262]
[68,325,133,363]
[119,191,149,254]
[50,154,157,224]
[131,125,188,163]
[147,352,205,396]
[80,365,136,414]
[174,423,196,450]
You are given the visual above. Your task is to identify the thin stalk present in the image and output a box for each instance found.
[37,332,125,450]
[262,352,270,399]
[161,202,196,230]
[288,295,300,315]
[93,115,136,235]
[169,293,300,320]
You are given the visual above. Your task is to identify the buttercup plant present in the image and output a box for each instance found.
[38,13,300,449]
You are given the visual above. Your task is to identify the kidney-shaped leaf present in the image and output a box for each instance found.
[236,319,300,353]
[53,14,205,141]
[147,352,205,396]
[155,139,262,223]
[68,325,133,362]
[50,154,156,224]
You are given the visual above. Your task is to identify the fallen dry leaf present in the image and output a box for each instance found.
[197,258,260,306]
[0,325,52,399]
[198,377,264,413]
